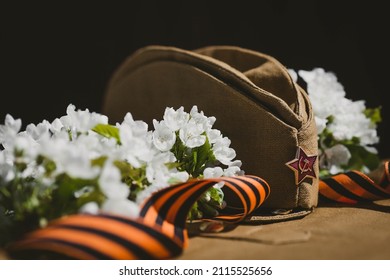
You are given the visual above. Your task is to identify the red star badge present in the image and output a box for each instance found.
[286,147,317,185]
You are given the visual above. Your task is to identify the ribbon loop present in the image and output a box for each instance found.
[7,175,269,260]
[319,161,390,203]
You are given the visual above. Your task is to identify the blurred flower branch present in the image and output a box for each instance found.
[289,68,381,177]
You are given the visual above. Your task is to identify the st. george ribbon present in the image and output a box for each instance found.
[7,161,390,259]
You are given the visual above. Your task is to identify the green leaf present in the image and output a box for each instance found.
[165,162,183,170]
[170,133,186,160]
[198,198,219,217]
[192,150,198,174]
[114,160,146,183]
[92,124,121,144]
[113,160,148,201]
[91,156,108,167]
[187,201,202,221]
[339,136,360,146]
[36,155,57,176]
[319,128,337,149]
[364,106,382,124]
[188,136,217,177]
[319,169,331,179]
[326,115,335,124]
[51,173,98,217]
[187,186,225,221]
[76,189,105,209]
[195,137,216,170]
[344,144,380,172]
[208,186,224,203]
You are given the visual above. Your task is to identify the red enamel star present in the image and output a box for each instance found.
[286,147,317,185]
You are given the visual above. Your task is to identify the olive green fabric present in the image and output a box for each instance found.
[102,45,319,217]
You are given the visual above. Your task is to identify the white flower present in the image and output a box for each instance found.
[0,103,244,223]
[207,128,222,144]
[101,199,139,218]
[14,132,37,152]
[121,112,149,138]
[297,68,379,145]
[223,165,242,177]
[168,170,190,184]
[287,69,298,82]
[190,105,216,131]
[363,145,378,154]
[229,159,242,168]
[79,202,100,215]
[137,169,189,206]
[145,151,176,186]
[213,181,225,189]
[179,118,206,148]
[298,68,345,121]
[99,162,129,199]
[5,132,40,163]
[203,167,224,178]
[50,118,65,134]
[38,136,99,179]
[328,99,379,145]
[163,106,189,131]
[0,151,15,182]
[323,144,351,174]
[212,137,236,165]
[152,120,176,152]
[60,104,108,133]
[314,116,327,135]
[118,122,153,168]
[26,120,51,141]
[291,67,381,174]
[0,114,22,148]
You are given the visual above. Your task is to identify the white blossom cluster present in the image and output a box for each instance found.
[289,68,380,175]
[0,104,243,221]
[153,106,243,177]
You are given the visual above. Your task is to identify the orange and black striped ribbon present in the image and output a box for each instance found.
[7,175,270,260]
[319,161,390,203]
[7,161,390,260]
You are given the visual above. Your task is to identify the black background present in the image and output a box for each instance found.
[1,1,389,157]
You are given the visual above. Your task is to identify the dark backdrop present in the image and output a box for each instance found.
[1,1,389,158]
